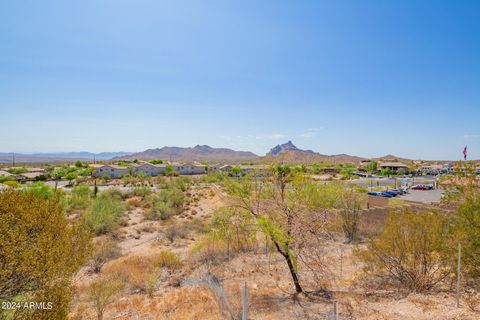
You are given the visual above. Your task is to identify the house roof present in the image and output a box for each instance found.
[378,162,408,168]
[92,164,128,170]
[20,172,45,179]
[0,170,14,177]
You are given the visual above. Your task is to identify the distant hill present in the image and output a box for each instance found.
[114,145,259,162]
[261,141,365,164]
[0,151,132,163]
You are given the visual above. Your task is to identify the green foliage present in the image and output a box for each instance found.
[149,159,163,164]
[453,187,480,281]
[145,178,189,220]
[132,186,152,199]
[21,182,56,200]
[340,166,356,179]
[153,250,182,271]
[88,278,124,320]
[230,166,242,176]
[0,190,91,318]
[165,164,174,174]
[74,160,84,167]
[365,161,378,173]
[68,185,92,210]
[7,167,28,174]
[0,175,16,183]
[380,168,392,177]
[2,180,20,188]
[201,171,228,183]
[78,167,93,176]
[206,208,256,253]
[359,208,450,292]
[86,192,126,235]
[64,172,78,184]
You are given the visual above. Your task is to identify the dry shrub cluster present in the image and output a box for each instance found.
[102,255,155,293]
[91,236,122,273]
[112,288,221,320]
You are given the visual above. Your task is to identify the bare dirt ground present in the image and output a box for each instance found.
[71,185,479,320]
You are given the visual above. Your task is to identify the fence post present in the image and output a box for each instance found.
[242,281,248,320]
[456,241,461,308]
[333,301,339,320]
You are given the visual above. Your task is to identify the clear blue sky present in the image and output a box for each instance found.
[1,0,479,160]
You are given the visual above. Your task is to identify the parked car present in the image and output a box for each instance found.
[385,190,401,196]
[411,184,433,190]
[368,192,393,198]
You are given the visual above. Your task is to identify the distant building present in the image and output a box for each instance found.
[176,164,207,175]
[378,161,409,173]
[92,164,129,178]
[132,162,166,176]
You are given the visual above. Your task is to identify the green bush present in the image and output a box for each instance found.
[86,192,125,235]
[22,182,56,200]
[145,201,173,220]
[358,208,450,292]
[453,188,480,282]
[68,185,92,210]
[7,167,28,174]
[132,186,152,199]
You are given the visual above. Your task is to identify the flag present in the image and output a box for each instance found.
[463,146,467,160]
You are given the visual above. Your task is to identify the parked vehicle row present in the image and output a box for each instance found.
[368,188,408,198]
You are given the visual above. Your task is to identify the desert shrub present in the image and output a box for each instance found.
[86,192,126,235]
[452,188,480,282]
[154,250,183,271]
[146,200,173,220]
[103,255,154,292]
[164,223,189,242]
[88,278,124,320]
[21,182,57,200]
[91,236,122,273]
[104,187,127,200]
[132,186,152,199]
[205,208,257,254]
[7,167,28,174]
[191,241,231,266]
[68,185,92,210]
[0,190,91,319]
[358,208,451,292]
[126,197,143,209]
[0,175,16,183]
[2,180,20,188]
[200,172,228,183]
[144,184,187,221]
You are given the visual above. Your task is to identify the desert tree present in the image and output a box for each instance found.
[226,166,330,294]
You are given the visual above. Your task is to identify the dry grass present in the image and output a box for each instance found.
[110,288,221,320]
[102,255,155,293]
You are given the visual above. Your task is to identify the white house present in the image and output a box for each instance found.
[133,162,166,176]
[92,164,129,178]
[176,164,207,175]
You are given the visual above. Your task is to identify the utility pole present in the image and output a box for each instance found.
[12,152,15,167]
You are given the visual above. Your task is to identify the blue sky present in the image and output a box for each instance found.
[1,0,479,160]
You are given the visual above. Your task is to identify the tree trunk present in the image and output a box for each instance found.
[273,241,303,293]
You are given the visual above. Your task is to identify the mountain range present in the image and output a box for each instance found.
[0,152,132,163]
[113,145,259,162]
[0,142,412,164]
[262,141,366,164]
